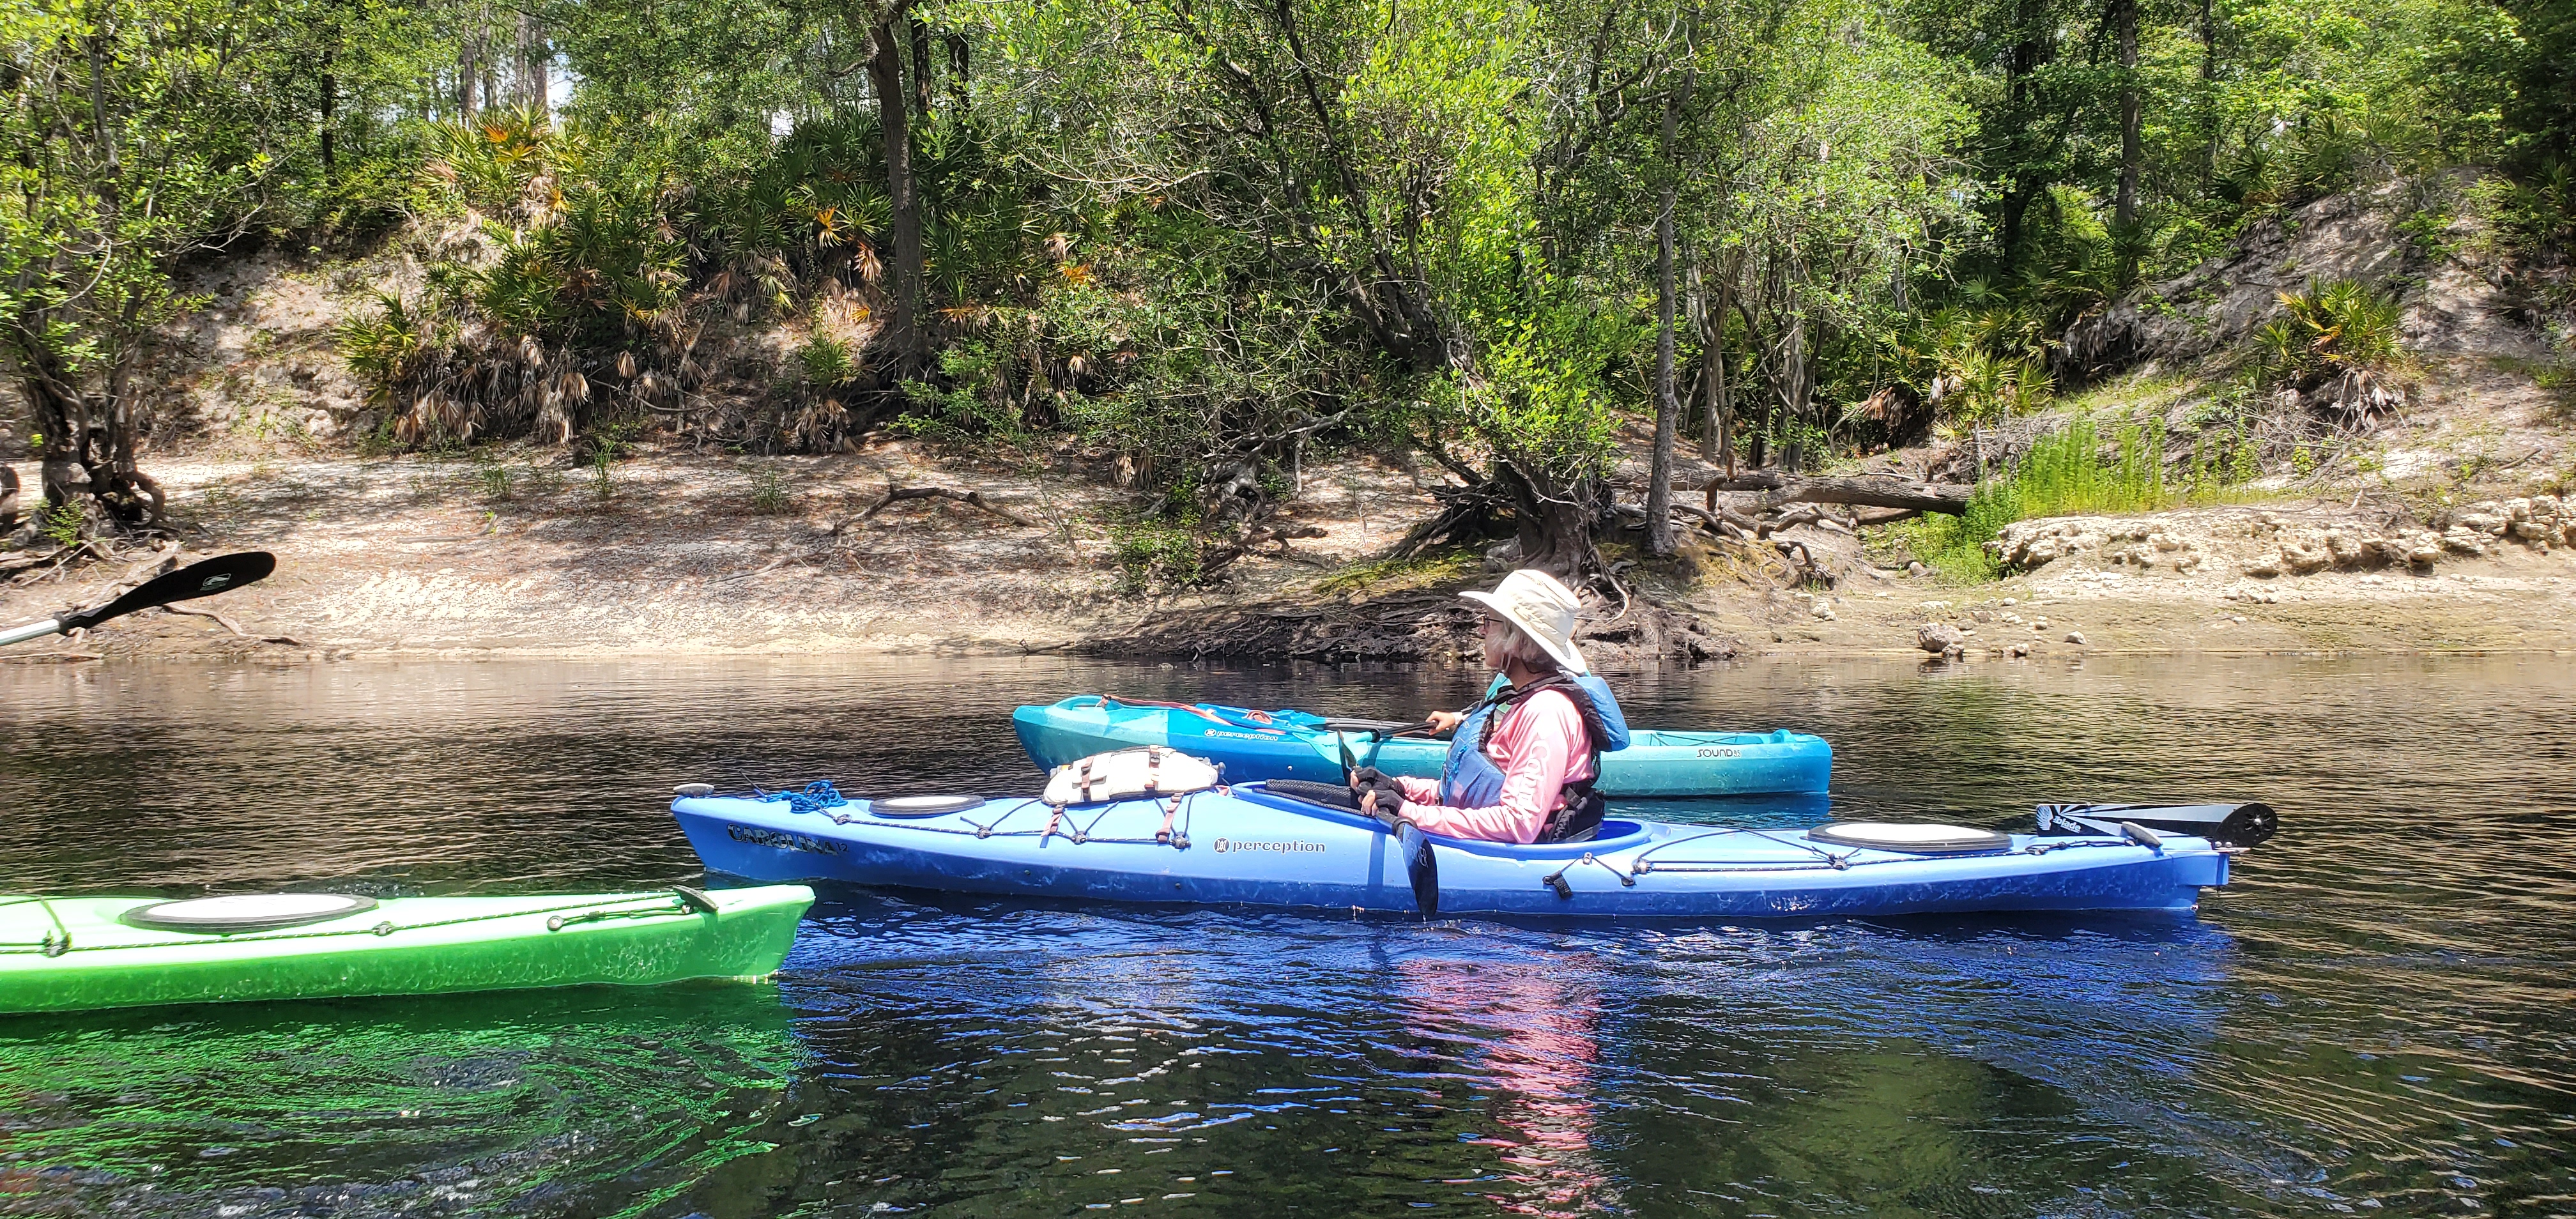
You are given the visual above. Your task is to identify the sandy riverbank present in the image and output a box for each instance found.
[5,441,2572,666]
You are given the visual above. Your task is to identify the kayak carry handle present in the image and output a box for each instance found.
[672,885,720,914]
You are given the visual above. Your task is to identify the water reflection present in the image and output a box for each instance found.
[1,654,2572,1216]
[1392,954,1613,1216]
[0,984,797,1216]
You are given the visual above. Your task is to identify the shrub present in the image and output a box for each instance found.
[473,457,514,502]
[1108,515,1204,593]
[747,466,793,514]
[331,292,440,406]
[797,335,857,388]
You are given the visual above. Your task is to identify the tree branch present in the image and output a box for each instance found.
[832,482,1036,533]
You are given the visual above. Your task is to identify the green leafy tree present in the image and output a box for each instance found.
[1,0,297,526]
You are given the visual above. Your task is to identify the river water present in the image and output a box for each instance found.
[1,655,2570,1218]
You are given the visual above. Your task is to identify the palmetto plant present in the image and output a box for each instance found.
[425,107,552,217]
[2255,279,2409,418]
[1903,303,2058,427]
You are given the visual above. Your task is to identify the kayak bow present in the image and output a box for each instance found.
[0,885,814,1016]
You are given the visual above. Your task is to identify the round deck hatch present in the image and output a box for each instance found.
[1807,822,2012,855]
[870,795,986,818]
[120,893,380,934]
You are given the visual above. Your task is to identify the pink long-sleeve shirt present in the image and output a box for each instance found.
[1392,688,1597,844]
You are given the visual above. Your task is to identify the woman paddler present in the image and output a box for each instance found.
[1347,569,1629,844]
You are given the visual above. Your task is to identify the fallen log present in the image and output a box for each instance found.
[1705,471,1971,514]
[1613,501,1759,541]
[833,482,1036,533]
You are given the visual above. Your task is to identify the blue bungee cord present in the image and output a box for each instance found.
[753,780,850,815]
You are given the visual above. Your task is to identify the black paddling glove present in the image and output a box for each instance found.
[1360,778,1411,820]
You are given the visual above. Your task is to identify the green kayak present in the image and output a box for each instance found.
[0,885,813,1016]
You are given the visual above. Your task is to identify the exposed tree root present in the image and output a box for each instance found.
[158,604,303,647]
[1087,584,1731,665]
[832,482,1036,532]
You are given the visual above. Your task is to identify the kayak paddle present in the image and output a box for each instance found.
[1324,717,1436,771]
[1321,717,1437,739]
[0,551,277,647]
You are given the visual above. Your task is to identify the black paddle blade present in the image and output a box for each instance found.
[59,551,276,631]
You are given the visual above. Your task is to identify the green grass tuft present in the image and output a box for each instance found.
[1314,551,1482,596]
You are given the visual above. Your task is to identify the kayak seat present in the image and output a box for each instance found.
[1262,779,1365,812]
[1540,802,1604,844]
[1263,779,1602,845]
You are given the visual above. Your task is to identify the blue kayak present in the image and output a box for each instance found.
[1012,696,1832,797]
[671,785,2242,920]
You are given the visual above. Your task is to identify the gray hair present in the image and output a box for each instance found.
[1487,618,1560,670]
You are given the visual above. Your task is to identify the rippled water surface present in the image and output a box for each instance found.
[2,654,2571,1218]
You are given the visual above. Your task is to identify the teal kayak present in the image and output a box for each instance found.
[1013,696,1832,797]
[0,885,813,1016]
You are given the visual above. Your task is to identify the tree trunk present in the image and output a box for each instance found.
[944,31,969,107]
[1777,307,1809,471]
[2113,0,2140,231]
[1701,250,1738,472]
[1646,79,1690,560]
[1999,0,2050,268]
[319,50,337,177]
[1501,463,1597,582]
[2200,0,2218,185]
[908,13,934,121]
[517,10,546,110]
[1703,289,1730,474]
[457,32,478,119]
[867,6,923,374]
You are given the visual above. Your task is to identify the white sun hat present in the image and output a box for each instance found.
[1459,568,1590,675]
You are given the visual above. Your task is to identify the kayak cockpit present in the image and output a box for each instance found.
[1228,782,1655,857]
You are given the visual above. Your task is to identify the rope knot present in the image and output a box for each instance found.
[755,780,852,815]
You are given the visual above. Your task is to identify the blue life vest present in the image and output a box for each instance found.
[1437,673,1630,831]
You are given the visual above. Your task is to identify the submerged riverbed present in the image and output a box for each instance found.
[1,655,2570,1217]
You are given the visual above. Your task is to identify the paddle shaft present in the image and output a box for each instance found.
[0,618,63,647]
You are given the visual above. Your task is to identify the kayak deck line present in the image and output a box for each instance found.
[751,786,1208,848]
[1621,828,2145,873]
[0,891,712,957]
[733,790,2149,873]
